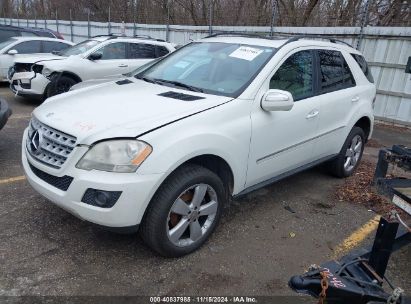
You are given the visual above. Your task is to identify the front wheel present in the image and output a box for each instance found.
[46,75,77,98]
[329,126,365,178]
[140,164,226,257]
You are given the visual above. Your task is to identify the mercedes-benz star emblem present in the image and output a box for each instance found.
[30,129,43,154]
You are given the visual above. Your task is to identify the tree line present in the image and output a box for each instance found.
[0,0,409,27]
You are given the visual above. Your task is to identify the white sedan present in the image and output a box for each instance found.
[0,36,73,81]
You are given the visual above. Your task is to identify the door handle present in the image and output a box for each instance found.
[306,110,319,119]
[118,64,128,67]
[351,96,360,102]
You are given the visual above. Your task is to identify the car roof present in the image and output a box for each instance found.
[9,36,73,43]
[89,35,173,47]
[199,35,360,54]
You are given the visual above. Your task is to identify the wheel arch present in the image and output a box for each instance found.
[353,116,372,142]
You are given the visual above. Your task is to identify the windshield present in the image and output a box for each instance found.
[124,57,162,77]
[59,39,100,56]
[139,42,276,97]
[0,38,17,51]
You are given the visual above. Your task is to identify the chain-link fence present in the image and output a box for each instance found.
[1,0,410,31]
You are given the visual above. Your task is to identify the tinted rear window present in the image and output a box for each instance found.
[351,53,374,83]
[318,50,356,94]
[128,43,156,59]
[0,29,20,42]
[43,41,70,53]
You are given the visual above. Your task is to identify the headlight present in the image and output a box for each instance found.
[42,68,52,78]
[76,140,152,173]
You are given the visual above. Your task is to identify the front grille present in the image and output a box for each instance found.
[26,117,77,169]
[29,162,73,191]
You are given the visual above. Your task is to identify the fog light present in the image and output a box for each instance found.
[81,188,122,208]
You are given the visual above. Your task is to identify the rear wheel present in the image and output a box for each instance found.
[329,126,365,178]
[46,75,77,98]
[140,164,226,257]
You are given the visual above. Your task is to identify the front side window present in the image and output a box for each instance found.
[270,50,313,101]
[139,42,276,97]
[98,42,127,60]
[59,39,100,56]
[318,50,355,94]
[13,40,42,54]
[128,43,156,59]
[43,41,70,53]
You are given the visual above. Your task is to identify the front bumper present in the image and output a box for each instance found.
[10,71,49,98]
[22,129,164,228]
[0,98,12,130]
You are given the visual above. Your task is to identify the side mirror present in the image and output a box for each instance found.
[261,89,294,112]
[7,49,18,55]
[88,52,102,61]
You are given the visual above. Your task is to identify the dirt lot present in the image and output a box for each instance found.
[0,84,410,300]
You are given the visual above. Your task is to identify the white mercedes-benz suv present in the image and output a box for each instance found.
[10,35,176,99]
[22,34,375,257]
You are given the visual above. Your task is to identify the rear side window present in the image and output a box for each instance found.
[0,29,20,41]
[128,43,156,59]
[43,41,70,53]
[13,40,42,54]
[156,46,169,57]
[351,53,374,83]
[99,42,127,60]
[20,31,39,37]
[318,50,355,94]
[270,50,314,101]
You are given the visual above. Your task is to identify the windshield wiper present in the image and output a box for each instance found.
[153,79,204,93]
[134,75,158,84]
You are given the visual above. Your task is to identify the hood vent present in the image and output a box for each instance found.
[158,91,205,102]
[116,79,133,85]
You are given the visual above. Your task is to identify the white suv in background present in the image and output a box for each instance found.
[22,34,375,257]
[0,36,73,81]
[10,35,176,99]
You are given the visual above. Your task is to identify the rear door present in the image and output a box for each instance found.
[312,49,358,159]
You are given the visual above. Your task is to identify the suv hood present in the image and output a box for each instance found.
[33,79,233,145]
[70,74,123,91]
[14,53,64,65]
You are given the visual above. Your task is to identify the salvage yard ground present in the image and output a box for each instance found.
[0,84,410,298]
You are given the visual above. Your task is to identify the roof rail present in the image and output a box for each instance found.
[205,32,275,40]
[91,34,119,40]
[282,35,354,48]
[133,34,166,42]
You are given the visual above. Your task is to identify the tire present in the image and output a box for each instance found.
[46,75,77,98]
[329,126,365,178]
[140,164,226,257]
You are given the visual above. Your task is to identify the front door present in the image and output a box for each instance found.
[246,49,321,188]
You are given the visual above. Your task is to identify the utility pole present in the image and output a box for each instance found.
[133,0,138,36]
[270,0,277,37]
[209,0,213,35]
[357,0,371,50]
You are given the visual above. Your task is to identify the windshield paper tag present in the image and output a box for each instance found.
[229,46,263,61]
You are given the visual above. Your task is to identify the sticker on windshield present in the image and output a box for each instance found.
[174,61,191,69]
[229,46,264,61]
